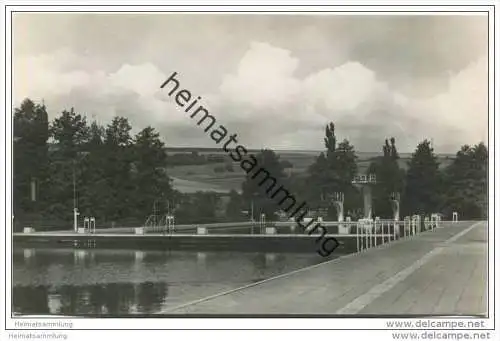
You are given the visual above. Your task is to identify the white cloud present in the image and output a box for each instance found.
[303,62,379,112]
[207,41,487,152]
[403,56,488,150]
[218,42,302,109]
[13,41,488,153]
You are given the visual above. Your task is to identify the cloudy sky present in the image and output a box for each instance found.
[13,13,488,153]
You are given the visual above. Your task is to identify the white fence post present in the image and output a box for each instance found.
[404,216,410,238]
[356,222,360,252]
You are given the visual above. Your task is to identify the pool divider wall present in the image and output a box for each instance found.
[14,233,361,255]
[14,219,442,254]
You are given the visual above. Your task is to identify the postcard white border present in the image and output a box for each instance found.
[1,2,497,338]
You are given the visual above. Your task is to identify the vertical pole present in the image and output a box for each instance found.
[389,221,392,241]
[30,178,37,202]
[166,200,169,234]
[361,224,364,251]
[360,224,363,251]
[73,161,77,233]
[370,223,377,247]
[153,200,157,232]
[73,163,76,211]
[367,224,370,250]
[363,223,368,249]
[368,222,371,249]
[356,223,359,252]
[73,208,79,233]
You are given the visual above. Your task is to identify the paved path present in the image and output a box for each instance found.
[160,221,487,315]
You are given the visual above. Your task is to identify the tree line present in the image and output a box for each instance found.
[234,123,487,222]
[14,99,176,230]
[13,99,487,230]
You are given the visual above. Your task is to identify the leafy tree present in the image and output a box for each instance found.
[335,139,358,189]
[368,137,405,218]
[100,116,134,221]
[13,99,50,223]
[474,142,489,218]
[241,149,287,220]
[307,152,328,203]
[175,192,219,224]
[225,190,246,221]
[87,121,105,147]
[105,116,132,147]
[46,108,90,222]
[441,142,488,219]
[132,126,173,219]
[78,121,107,219]
[402,139,442,215]
[50,108,90,158]
[324,122,336,158]
[304,122,360,219]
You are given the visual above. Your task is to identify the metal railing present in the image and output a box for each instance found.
[143,214,176,234]
[355,214,441,253]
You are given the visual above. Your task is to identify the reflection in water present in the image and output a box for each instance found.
[135,251,145,262]
[13,282,168,315]
[197,252,206,266]
[24,248,36,260]
[48,293,62,314]
[13,248,333,316]
[265,253,277,266]
[73,250,88,265]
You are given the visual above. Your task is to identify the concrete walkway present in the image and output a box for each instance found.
[161,221,487,315]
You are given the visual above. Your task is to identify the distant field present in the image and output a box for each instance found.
[167,150,455,194]
[168,163,245,193]
[170,177,238,193]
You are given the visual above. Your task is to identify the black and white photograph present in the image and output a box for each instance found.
[3,3,498,340]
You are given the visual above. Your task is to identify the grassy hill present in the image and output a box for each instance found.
[167,149,455,194]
